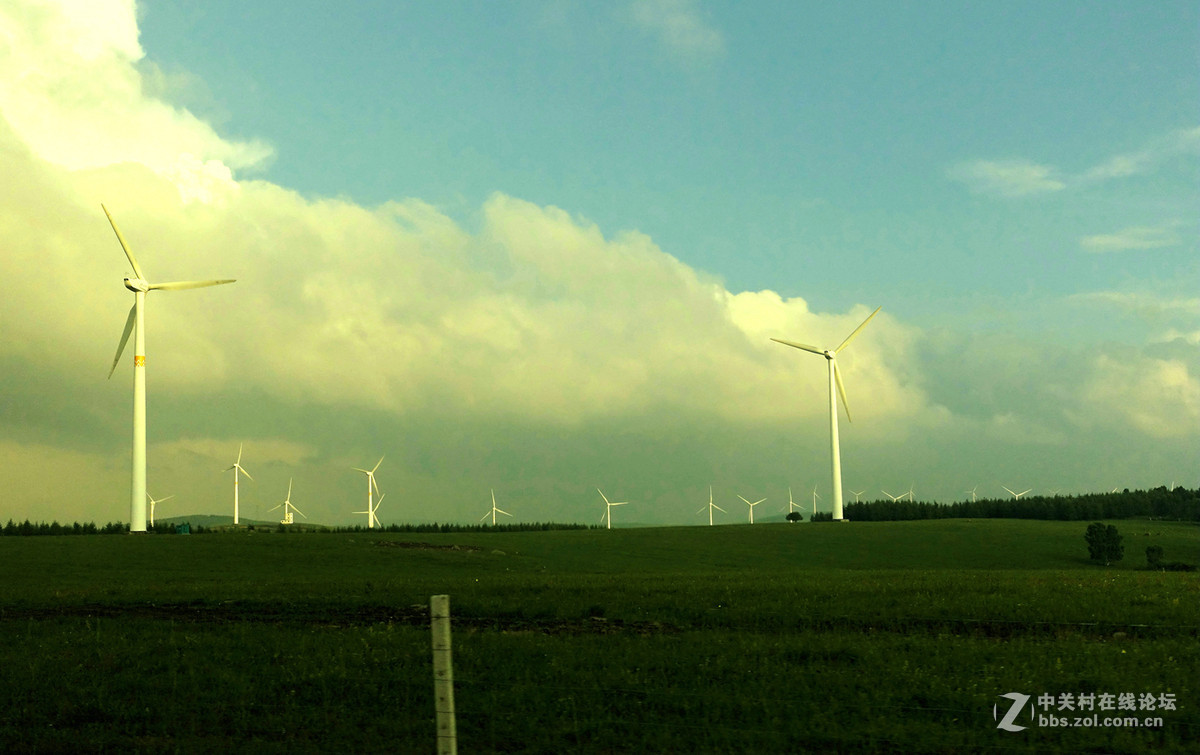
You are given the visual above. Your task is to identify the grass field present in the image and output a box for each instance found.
[1,519,1197,753]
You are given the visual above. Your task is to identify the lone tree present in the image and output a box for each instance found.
[786,512,803,523]
[1085,522,1124,565]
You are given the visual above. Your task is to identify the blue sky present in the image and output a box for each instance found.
[1,1,1197,526]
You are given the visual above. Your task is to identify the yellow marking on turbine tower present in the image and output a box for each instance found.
[135,356,145,366]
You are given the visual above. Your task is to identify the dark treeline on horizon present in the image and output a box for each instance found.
[3,488,1196,535]
[0,519,594,536]
[841,486,1199,522]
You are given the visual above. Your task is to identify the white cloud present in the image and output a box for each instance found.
[947,159,1066,197]
[627,0,725,64]
[1081,355,1200,439]
[1080,225,1181,253]
[1081,126,1200,182]
[0,0,271,203]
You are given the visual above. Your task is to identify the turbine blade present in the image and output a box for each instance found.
[101,204,145,279]
[372,456,384,473]
[108,304,136,378]
[713,504,726,513]
[770,338,825,355]
[597,488,609,504]
[238,465,253,481]
[753,498,766,506]
[835,306,881,353]
[148,279,235,291]
[497,509,511,517]
[737,495,750,505]
[481,511,492,521]
[834,362,853,423]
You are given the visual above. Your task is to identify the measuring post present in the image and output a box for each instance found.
[431,594,457,754]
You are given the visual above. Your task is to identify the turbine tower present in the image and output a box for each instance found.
[352,456,384,528]
[146,492,173,528]
[225,443,253,525]
[739,495,766,524]
[773,306,880,521]
[269,478,306,525]
[697,486,726,526]
[354,493,385,529]
[480,489,512,526]
[597,488,627,530]
[103,204,234,532]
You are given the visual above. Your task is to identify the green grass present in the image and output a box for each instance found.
[1,519,1197,753]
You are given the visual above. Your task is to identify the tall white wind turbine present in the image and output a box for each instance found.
[850,490,865,503]
[698,486,726,526]
[811,485,821,517]
[103,204,235,532]
[597,488,628,530]
[739,495,766,524]
[773,306,880,522]
[225,443,253,525]
[353,457,384,528]
[966,486,978,503]
[270,478,306,525]
[481,489,512,526]
[786,487,803,515]
[355,493,385,529]
[146,493,173,528]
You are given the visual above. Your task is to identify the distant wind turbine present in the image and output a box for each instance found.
[146,493,173,528]
[352,457,384,529]
[882,490,903,502]
[738,494,766,524]
[697,486,726,526]
[103,204,235,532]
[270,478,306,524]
[480,489,512,526]
[773,306,881,521]
[786,487,803,515]
[850,489,865,503]
[1002,485,1032,500]
[811,485,821,517]
[965,486,978,502]
[225,443,253,525]
[902,484,915,502]
[597,488,628,530]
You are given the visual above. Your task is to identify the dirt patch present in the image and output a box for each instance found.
[372,540,483,552]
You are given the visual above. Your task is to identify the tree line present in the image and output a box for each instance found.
[839,486,1198,522]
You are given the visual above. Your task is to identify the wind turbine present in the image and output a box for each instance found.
[354,493,385,529]
[352,457,384,528]
[270,478,306,525]
[146,492,173,528]
[902,484,915,502]
[481,489,512,526]
[965,486,978,503]
[773,306,881,521]
[1002,485,1032,500]
[224,443,253,525]
[882,489,903,502]
[738,495,765,524]
[103,204,235,532]
[811,485,821,517]
[850,490,865,503]
[697,486,726,526]
[597,488,627,530]
[786,487,803,515]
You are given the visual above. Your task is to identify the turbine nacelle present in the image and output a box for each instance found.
[123,277,150,293]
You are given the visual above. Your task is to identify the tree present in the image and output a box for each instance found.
[1085,522,1123,565]
[786,512,803,523]
[1146,545,1164,569]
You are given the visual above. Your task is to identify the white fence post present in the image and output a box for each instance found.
[431,594,458,755]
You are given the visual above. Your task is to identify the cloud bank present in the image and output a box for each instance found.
[0,1,1196,526]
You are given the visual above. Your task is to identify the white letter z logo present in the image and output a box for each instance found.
[995,692,1031,732]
